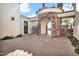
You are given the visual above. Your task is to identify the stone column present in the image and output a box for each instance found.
[38,19,41,35]
[40,17,48,35]
[51,14,61,37]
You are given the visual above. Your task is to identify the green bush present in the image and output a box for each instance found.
[16,34,22,37]
[75,46,79,54]
[68,36,79,47]
[71,37,79,47]
[0,38,1,40]
[77,40,79,45]
[71,41,78,47]
[68,36,79,54]
[1,36,14,40]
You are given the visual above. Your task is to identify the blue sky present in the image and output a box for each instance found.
[20,3,74,17]
[20,3,57,17]
[20,3,41,17]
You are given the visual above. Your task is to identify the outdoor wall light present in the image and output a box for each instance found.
[10,16,15,21]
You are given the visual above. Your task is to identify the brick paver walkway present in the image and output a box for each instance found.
[0,34,77,56]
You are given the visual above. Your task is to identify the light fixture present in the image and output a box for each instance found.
[10,16,15,21]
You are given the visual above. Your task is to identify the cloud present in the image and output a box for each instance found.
[20,3,30,13]
[63,6,73,11]
[63,3,74,11]
[28,14,37,17]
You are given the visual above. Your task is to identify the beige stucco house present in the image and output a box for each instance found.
[0,3,38,38]
[0,3,20,38]
[20,15,38,35]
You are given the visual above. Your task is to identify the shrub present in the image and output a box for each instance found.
[2,36,14,40]
[16,34,22,37]
[75,46,79,54]
[71,37,79,47]
[71,41,78,47]
[0,38,1,40]
[77,40,79,45]
[68,36,79,54]
[68,36,79,47]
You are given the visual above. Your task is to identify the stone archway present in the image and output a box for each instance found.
[39,13,62,37]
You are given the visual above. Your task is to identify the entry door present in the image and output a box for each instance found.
[24,21,28,34]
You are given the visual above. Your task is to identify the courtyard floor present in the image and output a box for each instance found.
[0,34,77,56]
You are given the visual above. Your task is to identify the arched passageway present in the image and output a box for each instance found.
[39,14,62,37]
[47,21,52,36]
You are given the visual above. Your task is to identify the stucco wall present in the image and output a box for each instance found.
[20,16,31,34]
[20,16,38,34]
[29,18,38,34]
[73,12,79,39]
[0,3,20,38]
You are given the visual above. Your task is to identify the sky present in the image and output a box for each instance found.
[20,3,74,17]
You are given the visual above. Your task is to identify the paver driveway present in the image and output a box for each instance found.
[0,34,77,56]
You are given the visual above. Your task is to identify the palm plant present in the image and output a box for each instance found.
[63,18,73,38]
[63,19,70,26]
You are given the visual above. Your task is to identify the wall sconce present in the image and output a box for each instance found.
[10,16,15,21]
